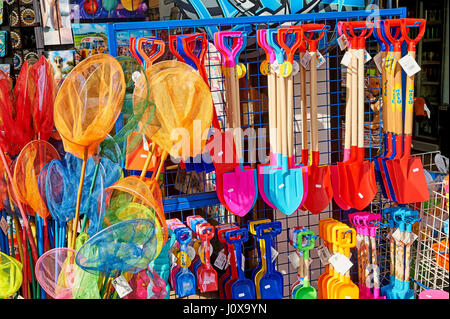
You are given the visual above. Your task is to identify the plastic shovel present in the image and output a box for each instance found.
[333,227,358,299]
[340,21,377,210]
[257,222,283,299]
[217,224,240,299]
[380,19,405,202]
[330,21,352,211]
[317,218,335,299]
[174,227,196,298]
[214,31,258,217]
[325,222,349,298]
[294,230,317,299]
[225,228,256,299]
[366,213,386,299]
[389,19,429,204]
[302,24,333,214]
[197,224,218,293]
[256,29,278,210]
[247,218,272,292]
[265,26,307,216]
[348,212,368,298]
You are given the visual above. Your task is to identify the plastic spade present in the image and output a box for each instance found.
[257,222,283,299]
[215,31,258,217]
[334,227,358,299]
[217,224,240,299]
[197,224,218,293]
[302,24,333,214]
[226,228,256,299]
[247,218,271,292]
[330,22,352,211]
[366,213,386,299]
[294,230,317,299]
[340,21,377,210]
[174,227,196,297]
[317,218,335,299]
[256,29,278,210]
[389,19,429,204]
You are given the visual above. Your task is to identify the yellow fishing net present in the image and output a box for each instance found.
[53,54,126,160]
[133,61,213,159]
[0,251,23,299]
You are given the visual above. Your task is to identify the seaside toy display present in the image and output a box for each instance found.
[0,8,448,301]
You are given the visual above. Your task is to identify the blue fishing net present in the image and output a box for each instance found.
[75,218,160,275]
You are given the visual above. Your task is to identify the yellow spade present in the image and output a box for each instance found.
[333,227,359,299]
[317,218,335,299]
[325,222,348,298]
[248,219,271,299]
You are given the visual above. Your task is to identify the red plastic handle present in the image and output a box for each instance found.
[182,33,208,80]
[136,37,165,68]
[342,21,373,49]
[217,225,240,243]
[302,24,326,52]
[400,18,426,52]
[384,19,405,52]
[168,34,185,62]
[277,27,304,63]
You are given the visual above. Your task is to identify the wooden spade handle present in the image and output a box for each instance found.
[385,54,395,134]
[404,51,416,136]
[268,71,277,153]
[357,48,365,149]
[380,51,388,133]
[310,51,318,153]
[344,53,352,152]
[287,74,294,158]
[393,51,403,136]
[349,48,358,149]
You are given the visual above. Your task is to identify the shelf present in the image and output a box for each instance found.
[423,39,442,43]
[422,81,440,86]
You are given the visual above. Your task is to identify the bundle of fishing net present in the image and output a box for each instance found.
[75,218,161,276]
[34,248,100,299]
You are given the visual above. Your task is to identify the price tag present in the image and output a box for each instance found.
[112,275,133,298]
[292,60,300,76]
[142,133,149,152]
[214,249,227,270]
[300,51,312,68]
[340,51,352,67]
[373,51,383,73]
[169,252,177,266]
[337,34,348,51]
[364,49,372,63]
[316,51,326,68]
[329,253,353,275]
[317,244,332,265]
[0,217,8,235]
[288,251,300,269]
[271,246,279,263]
[271,61,280,74]
[399,54,421,77]
[404,232,419,245]
[132,71,141,83]
[392,228,403,243]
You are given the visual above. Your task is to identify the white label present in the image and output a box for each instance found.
[300,51,312,68]
[337,34,348,51]
[271,247,279,263]
[278,184,285,189]
[288,251,301,269]
[392,228,403,243]
[142,134,149,152]
[0,217,8,235]
[17,295,24,299]
[341,51,352,67]
[264,284,271,289]
[329,253,353,275]
[292,61,300,76]
[317,244,332,265]
[364,49,372,63]
[315,51,326,68]
[238,293,245,297]
[373,52,383,73]
[214,249,227,270]
[399,54,421,77]
[112,275,133,298]
[132,71,141,83]
[169,252,177,266]
[424,103,431,118]
[227,188,234,193]
[271,61,280,74]
[315,184,322,189]
[186,245,196,261]
[404,232,419,245]
[358,192,364,199]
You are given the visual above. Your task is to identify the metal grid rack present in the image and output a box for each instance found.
[106,8,408,299]
[412,153,449,296]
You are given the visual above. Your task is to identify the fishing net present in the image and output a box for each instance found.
[0,63,35,156]
[102,176,166,253]
[12,140,60,219]
[133,60,213,159]
[75,218,160,275]
[34,248,100,299]
[30,56,57,142]
[0,251,23,299]
[53,53,126,160]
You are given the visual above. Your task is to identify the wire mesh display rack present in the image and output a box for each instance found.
[106,8,409,299]
[412,152,449,296]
